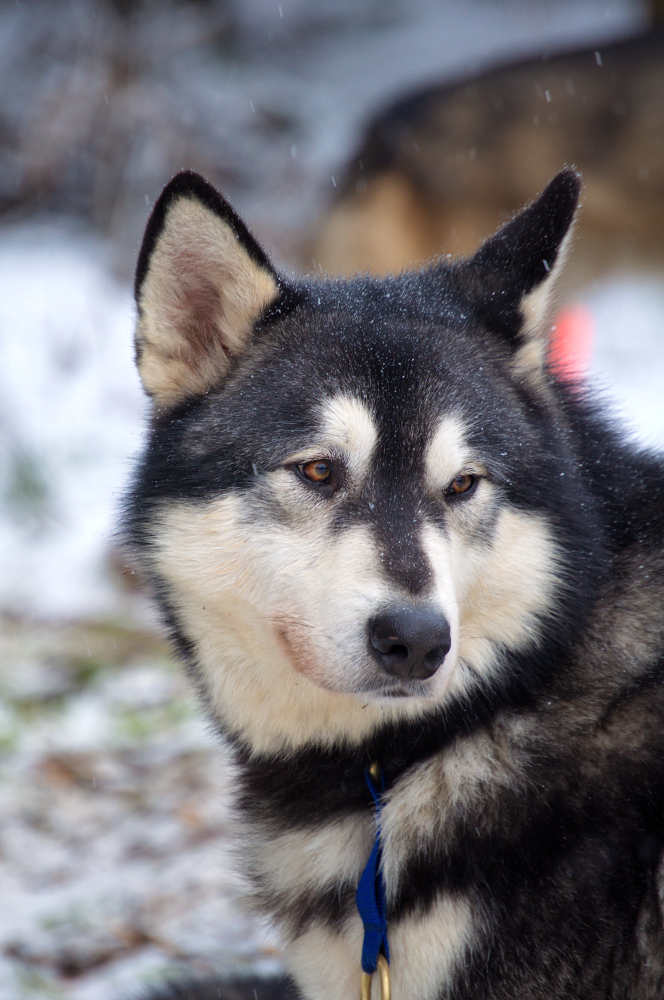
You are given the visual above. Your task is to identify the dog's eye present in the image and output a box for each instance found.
[298,460,332,484]
[446,474,477,498]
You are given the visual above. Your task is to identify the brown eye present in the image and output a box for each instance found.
[446,474,477,498]
[298,460,332,484]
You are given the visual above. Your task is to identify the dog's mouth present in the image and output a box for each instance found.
[357,673,442,701]
[379,686,422,699]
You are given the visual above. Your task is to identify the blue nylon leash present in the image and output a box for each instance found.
[356,766,390,974]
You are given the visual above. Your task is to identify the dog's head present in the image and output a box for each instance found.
[126,169,604,752]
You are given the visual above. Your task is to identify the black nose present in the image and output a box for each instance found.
[368,606,452,680]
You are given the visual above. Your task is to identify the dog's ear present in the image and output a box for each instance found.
[134,171,281,409]
[463,169,580,382]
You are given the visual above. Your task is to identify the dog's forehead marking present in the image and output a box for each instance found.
[318,394,377,473]
[424,414,471,486]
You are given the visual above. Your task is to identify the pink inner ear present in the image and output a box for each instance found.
[176,273,227,357]
[157,240,231,364]
[549,304,595,379]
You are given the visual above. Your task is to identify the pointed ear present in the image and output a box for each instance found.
[134,171,282,409]
[463,169,581,382]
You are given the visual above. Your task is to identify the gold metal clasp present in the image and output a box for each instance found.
[360,953,391,1000]
[368,761,381,785]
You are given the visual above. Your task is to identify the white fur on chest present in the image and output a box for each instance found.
[251,813,374,906]
[248,777,477,1000]
[286,895,474,1000]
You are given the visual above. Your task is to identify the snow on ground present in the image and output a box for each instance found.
[0,621,282,1000]
[0,224,144,621]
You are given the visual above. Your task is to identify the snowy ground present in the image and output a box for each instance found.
[0,225,143,622]
[0,620,281,1000]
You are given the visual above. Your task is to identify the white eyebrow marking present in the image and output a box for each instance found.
[425,415,470,487]
[318,394,378,476]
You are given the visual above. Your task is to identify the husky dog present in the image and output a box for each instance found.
[125,168,664,1000]
[314,30,664,288]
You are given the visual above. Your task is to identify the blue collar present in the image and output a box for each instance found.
[355,766,390,973]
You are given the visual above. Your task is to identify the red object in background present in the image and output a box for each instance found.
[549,304,595,379]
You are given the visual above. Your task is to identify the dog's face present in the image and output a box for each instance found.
[127,170,599,750]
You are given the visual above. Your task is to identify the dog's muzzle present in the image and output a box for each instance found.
[368,604,451,680]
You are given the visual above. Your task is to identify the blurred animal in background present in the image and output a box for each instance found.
[126,168,664,1000]
[314,29,664,299]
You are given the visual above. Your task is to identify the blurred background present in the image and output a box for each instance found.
[1,1,663,997]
